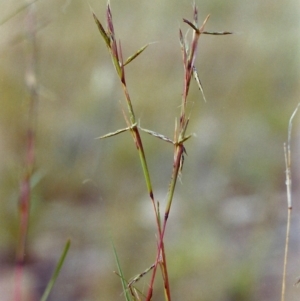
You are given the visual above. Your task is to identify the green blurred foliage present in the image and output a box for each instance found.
[0,0,299,300]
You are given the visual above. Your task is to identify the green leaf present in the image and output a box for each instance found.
[123,44,149,67]
[111,238,133,301]
[95,124,136,139]
[40,239,71,301]
[178,134,192,144]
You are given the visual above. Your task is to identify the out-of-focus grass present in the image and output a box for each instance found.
[0,0,299,300]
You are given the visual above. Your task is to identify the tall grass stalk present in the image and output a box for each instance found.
[281,103,300,301]
[14,3,39,301]
[93,3,232,300]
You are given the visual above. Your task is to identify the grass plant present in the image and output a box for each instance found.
[6,1,298,300]
[13,3,70,301]
[93,2,232,300]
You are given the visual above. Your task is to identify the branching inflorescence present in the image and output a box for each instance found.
[93,3,232,300]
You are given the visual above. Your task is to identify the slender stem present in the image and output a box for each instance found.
[281,103,300,301]
[14,3,39,301]
[146,7,207,299]
[118,26,170,301]
[120,83,159,220]
[281,206,291,301]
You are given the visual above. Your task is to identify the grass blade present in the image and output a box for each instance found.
[111,238,133,301]
[95,124,136,139]
[123,44,149,67]
[203,31,233,35]
[40,239,71,301]
[192,66,207,102]
[139,127,174,144]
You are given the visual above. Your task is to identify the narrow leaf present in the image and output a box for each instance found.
[111,238,133,301]
[123,44,149,67]
[95,125,135,139]
[203,31,233,35]
[192,66,207,102]
[178,134,192,144]
[139,127,174,144]
[40,239,71,301]
[199,14,210,33]
[183,18,199,33]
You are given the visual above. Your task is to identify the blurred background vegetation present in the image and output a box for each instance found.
[0,0,299,300]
